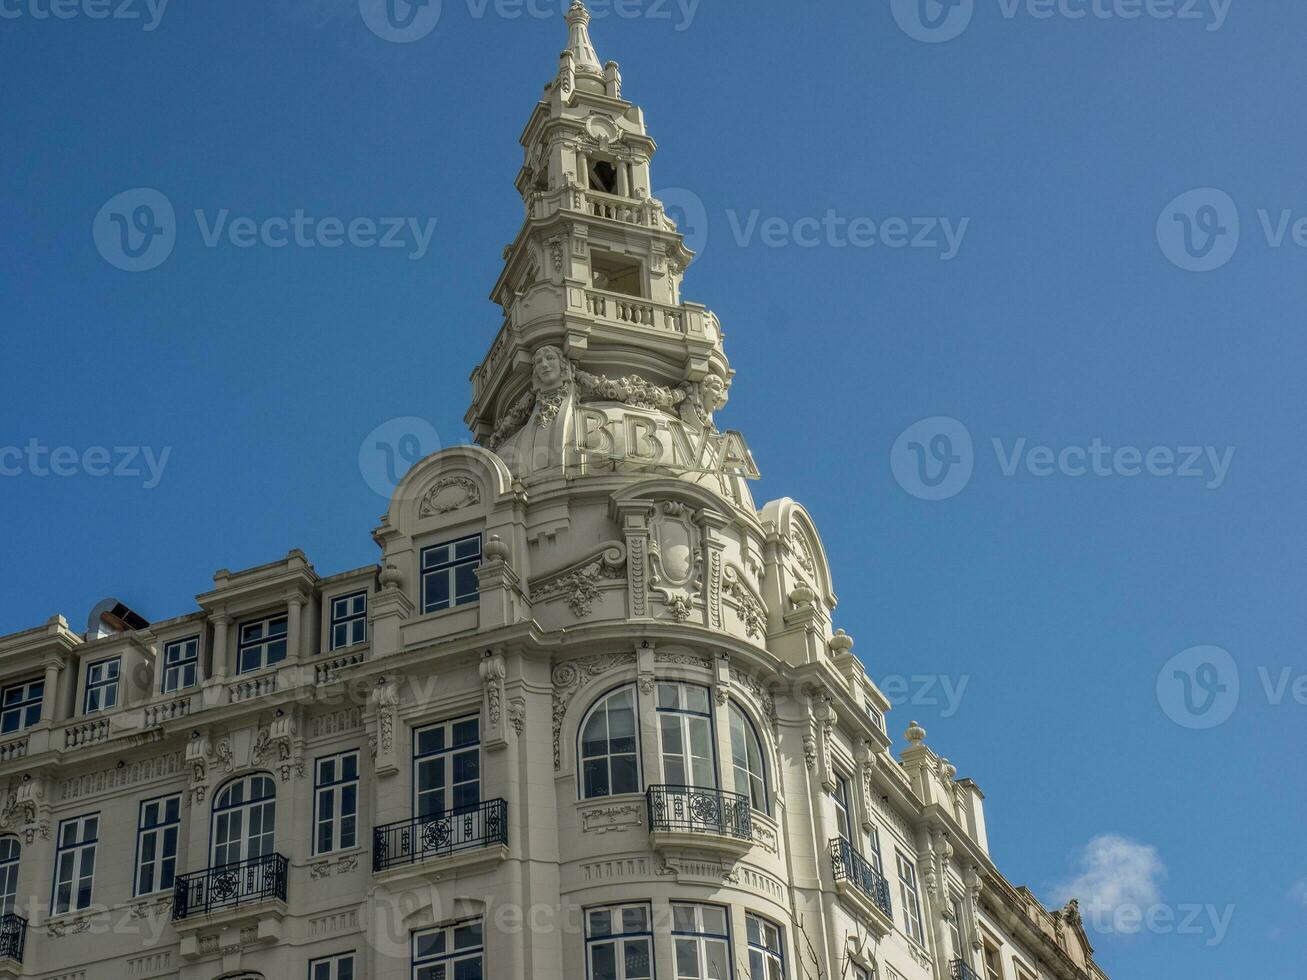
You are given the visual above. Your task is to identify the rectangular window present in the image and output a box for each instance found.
[948,895,969,959]
[746,913,786,980]
[983,941,1005,980]
[315,751,360,854]
[656,682,716,789]
[330,592,368,651]
[237,614,288,674]
[833,774,855,844]
[413,919,484,980]
[84,658,121,713]
[671,903,731,980]
[421,535,482,615]
[853,966,875,980]
[135,794,180,896]
[52,814,98,915]
[0,678,43,734]
[897,852,925,944]
[162,636,200,693]
[865,823,884,876]
[414,717,481,818]
[310,953,356,980]
[1014,964,1036,980]
[864,699,885,733]
[586,903,652,980]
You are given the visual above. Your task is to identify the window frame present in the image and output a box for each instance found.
[670,902,732,980]
[412,918,485,980]
[745,912,787,980]
[655,681,718,790]
[413,716,481,818]
[314,750,360,855]
[210,773,277,868]
[329,591,368,651]
[728,700,768,814]
[51,813,99,917]
[420,534,482,615]
[584,902,654,980]
[237,613,289,675]
[83,656,121,713]
[161,635,200,693]
[896,851,925,945]
[578,684,642,801]
[0,678,43,734]
[134,793,181,896]
[309,952,356,980]
[0,837,20,916]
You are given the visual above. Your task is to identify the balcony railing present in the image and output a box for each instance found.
[0,913,26,962]
[172,853,288,921]
[830,837,893,918]
[951,960,982,980]
[373,799,509,873]
[646,784,753,841]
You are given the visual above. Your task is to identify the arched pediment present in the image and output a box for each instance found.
[383,446,515,538]
[759,497,836,607]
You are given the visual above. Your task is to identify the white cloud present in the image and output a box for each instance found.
[1290,880,1307,907]
[1053,835,1167,913]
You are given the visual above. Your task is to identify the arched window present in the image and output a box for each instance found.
[211,774,276,867]
[0,837,18,914]
[579,686,640,799]
[729,701,768,813]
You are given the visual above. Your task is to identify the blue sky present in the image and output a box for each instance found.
[1,1,1303,976]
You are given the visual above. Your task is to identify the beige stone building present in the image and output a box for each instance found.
[0,5,1111,980]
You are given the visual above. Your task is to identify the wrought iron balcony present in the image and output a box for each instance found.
[172,853,288,921]
[830,837,893,919]
[373,799,509,873]
[950,960,983,980]
[0,913,26,962]
[646,784,753,841]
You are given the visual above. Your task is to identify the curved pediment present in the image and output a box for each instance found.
[382,446,515,540]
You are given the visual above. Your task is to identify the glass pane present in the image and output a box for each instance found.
[588,909,613,937]
[672,904,697,932]
[658,683,679,709]
[583,759,610,798]
[591,942,618,980]
[685,685,710,713]
[675,938,702,979]
[705,940,730,980]
[623,906,649,933]
[454,563,479,602]
[611,754,639,794]
[701,906,727,936]
[453,719,479,745]
[625,938,652,979]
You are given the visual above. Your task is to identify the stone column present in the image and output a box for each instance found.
[285,596,303,666]
[209,614,231,682]
[39,662,60,723]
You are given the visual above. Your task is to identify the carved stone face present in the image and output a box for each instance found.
[702,374,728,413]
[534,346,565,389]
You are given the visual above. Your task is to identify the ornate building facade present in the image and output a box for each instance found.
[0,6,1110,980]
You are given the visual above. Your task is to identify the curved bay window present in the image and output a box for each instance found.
[656,682,715,789]
[580,686,640,799]
[728,701,767,813]
[211,774,276,867]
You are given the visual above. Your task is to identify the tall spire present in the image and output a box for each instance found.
[564,1,604,78]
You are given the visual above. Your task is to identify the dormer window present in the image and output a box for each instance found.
[421,536,482,615]
[162,637,200,694]
[84,657,121,713]
[237,615,288,674]
[329,592,368,651]
[0,679,43,734]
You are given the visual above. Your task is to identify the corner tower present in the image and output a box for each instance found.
[465,0,758,511]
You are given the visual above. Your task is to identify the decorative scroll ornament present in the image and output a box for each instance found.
[551,653,636,770]
[419,477,481,517]
[480,653,506,729]
[530,544,627,618]
[723,566,766,639]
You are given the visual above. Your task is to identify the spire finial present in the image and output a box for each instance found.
[565,0,603,77]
